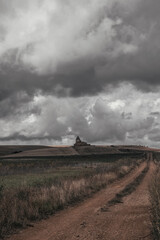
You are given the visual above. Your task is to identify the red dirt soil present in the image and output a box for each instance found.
[7,161,155,240]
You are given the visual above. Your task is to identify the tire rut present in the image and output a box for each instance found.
[107,163,149,208]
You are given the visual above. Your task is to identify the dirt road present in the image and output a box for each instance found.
[8,161,154,240]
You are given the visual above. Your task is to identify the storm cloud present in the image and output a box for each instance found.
[1,83,160,147]
[0,0,160,146]
[0,0,160,96]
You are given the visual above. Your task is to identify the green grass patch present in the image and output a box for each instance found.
[0,168,93,188]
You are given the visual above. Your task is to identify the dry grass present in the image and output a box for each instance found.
[149,165,160,240]
[0,158,142,239]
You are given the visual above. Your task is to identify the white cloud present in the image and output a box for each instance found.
[1,83,160,147]
[0,0,160,146]
[0,0,141,74]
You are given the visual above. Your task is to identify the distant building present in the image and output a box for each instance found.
[74,136,90,147]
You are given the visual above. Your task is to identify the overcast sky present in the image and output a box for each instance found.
[0,0,160,146]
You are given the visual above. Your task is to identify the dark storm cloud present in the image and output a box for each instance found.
[150,112,160,116]
[0,0,160,146]
[0,0,160,102]
[0,84,160,147]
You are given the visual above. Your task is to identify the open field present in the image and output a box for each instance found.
[0,146,48,157]
[6,159,153,240]
[0,145,160,240]
[0,149,142,239]
[0,144,154,159]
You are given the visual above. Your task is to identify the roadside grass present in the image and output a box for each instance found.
[0,157,142,239]
[0,158,138,188]
[149,165,160,240]
[0,168,93,188]
[0,153,141,176]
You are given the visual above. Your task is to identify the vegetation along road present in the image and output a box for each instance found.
[7,160,155,240]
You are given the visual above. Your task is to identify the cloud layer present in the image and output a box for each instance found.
[0,0,160,145]
[0,0,160,98]
[1,83,160,147]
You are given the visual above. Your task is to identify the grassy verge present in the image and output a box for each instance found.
[0,157,142,239]
[149,165,160,240]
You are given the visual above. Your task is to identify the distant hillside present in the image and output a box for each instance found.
[0,144,154,159]
[74,145,120,155]
[0,145,48,157]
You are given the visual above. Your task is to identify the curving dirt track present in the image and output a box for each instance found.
[8,161,155,240]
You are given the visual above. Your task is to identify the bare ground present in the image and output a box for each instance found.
[7,161,154,240]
